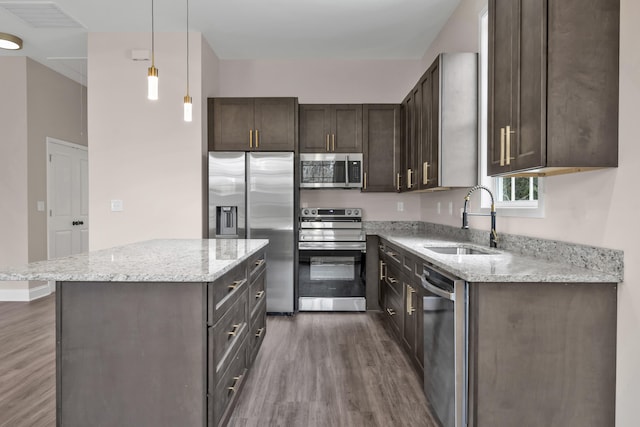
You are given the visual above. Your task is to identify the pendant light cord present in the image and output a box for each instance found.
[151,0,155,66]
[186,0,189,96]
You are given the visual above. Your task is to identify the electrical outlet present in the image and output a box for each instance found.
[437,202,441,215]
[397,202,404,212]
[448,201,453,216]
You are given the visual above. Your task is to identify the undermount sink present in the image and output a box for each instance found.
[425,246,494,255]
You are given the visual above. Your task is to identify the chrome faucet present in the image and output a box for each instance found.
[462,185,498,248]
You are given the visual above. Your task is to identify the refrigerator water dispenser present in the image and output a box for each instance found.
[216,206,237,236]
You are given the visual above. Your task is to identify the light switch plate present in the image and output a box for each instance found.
[111,200,124,212]
[37,201,45,212]
[397,202,404,212]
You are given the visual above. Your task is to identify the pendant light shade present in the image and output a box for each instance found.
[183,0,192,122]
[147,0,158,100]
[184,95,193,122]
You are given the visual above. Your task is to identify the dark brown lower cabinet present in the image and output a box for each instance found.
[468,281,616,427]
[56,251,268,427]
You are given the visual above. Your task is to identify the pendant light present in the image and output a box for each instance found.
[147,0,159,100]
[183,0,192,122]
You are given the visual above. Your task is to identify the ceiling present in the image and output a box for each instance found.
[0,0,460,85]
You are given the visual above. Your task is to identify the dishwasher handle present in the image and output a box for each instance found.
[421,276,455,301]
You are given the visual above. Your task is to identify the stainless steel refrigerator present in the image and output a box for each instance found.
[208,152,295,313]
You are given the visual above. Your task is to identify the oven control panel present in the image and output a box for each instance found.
[300,208,361,219]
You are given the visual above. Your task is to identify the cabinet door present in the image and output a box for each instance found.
[362,104,401,192]
[253,98,296,151]
[419,61,440,190]
[331,105,363,153]
[210,98,255,151]
[488,0,545,175]
[402,86,421,191]
[299,104,331,152]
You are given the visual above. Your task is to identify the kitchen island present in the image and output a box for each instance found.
[0,239,269,427]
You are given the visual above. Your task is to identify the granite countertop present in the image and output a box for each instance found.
[0,239,268,283]
[374,231,620,283]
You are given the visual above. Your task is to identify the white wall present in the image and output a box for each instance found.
[0,58,29,297]
[88,32,205,250]
[417,1,639,425]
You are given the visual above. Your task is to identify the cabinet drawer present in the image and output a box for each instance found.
[208,262,248,324]
[383,282,402,334]
[380,241,403,266]
[385,264,403,297]
[248,299,267,365]
[210,337,248,427]
[249,267,266,318]
[248,249,267,281]
[209,287,248,386]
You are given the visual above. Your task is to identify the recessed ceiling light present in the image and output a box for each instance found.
[0,32,22,50]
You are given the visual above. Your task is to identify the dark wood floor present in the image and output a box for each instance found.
[0,295,56,427]
[0,296,435,427]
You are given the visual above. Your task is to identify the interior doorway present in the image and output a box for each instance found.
[46,137,88,291]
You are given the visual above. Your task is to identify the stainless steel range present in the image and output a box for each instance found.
[298,208,366,311]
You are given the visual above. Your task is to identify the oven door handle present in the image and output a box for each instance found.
[421,276,455,301]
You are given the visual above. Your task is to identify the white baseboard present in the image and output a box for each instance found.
[0,283,52,301]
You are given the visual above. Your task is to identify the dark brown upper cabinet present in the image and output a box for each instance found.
[487,0,619,177]
[399,53,478,192]
[208,97,297,152]
[362,104,401,192]
[299,104,363,153]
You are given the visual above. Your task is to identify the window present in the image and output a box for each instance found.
[478,7,544,217]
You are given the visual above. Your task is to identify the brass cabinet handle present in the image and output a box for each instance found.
[386,308,396,316]
[500,127,505,166]
[250,129,253,149]
[255,290,265,299]
[228,279,245,290]
[326,134,330,152]
[256,129,260,148]
[407,169,413,189]
[363,172,367,190]
[406,285,416,315]
[396,173,401,191]
[254,259,265,267]
[228,375,243,392]
[379,260,386,281]
[255,327,265,338]
[227,323,241,337]
[332,134,335,151]
[423,162,430,185]
[506,125,512,165]
[388,277,398,284]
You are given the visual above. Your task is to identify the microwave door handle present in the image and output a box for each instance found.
[345,155,350,187]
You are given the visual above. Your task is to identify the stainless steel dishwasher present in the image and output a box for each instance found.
[421,264,468,427]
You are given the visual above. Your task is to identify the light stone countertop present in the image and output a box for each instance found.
[0,239,269,283]
[375,231,621,283]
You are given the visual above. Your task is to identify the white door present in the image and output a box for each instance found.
[47,139,89,262]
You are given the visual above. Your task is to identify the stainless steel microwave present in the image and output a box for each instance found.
[300,153,363,189]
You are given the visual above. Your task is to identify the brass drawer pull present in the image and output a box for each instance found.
[228,375,243,393]
[379,260,386,281]
[386,308,396,316]
[407,168,413,189]
[331,134,335,151]
[406,285,416,315]
[388,277,398,284]
[326,134,330,152]
[255,327,265,338]
[396,173,401,191]
[255,290,265,299]
[254,259,265,267]
[255,129,259,148]
[500,127,505,166]
[423,162,430,185]
[228,279,245,290]
[227,323,241,337]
